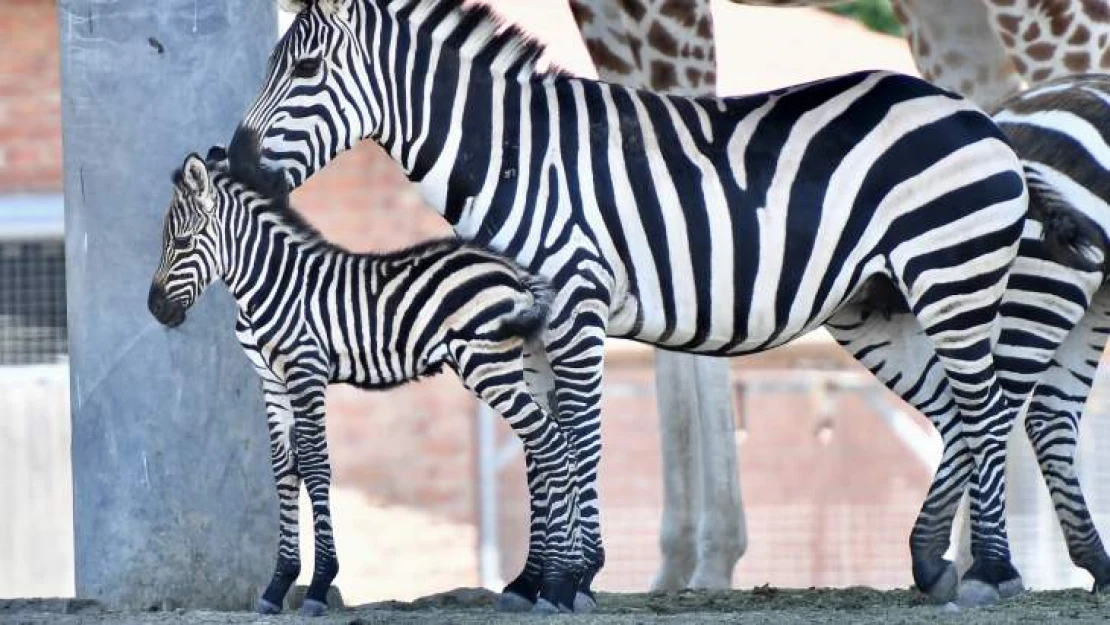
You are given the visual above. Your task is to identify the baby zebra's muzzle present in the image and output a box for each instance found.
[148,283,186,328]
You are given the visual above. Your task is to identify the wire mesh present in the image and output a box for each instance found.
[0,239,67,365]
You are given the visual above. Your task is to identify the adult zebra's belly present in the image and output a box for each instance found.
[608,284,853,356]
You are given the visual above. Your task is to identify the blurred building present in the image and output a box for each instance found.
[2,0,1106,605]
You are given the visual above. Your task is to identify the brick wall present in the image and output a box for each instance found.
[0,0,62,193]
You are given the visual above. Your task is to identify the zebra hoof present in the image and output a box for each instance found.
[956,579,1001,608]
[255,598,282,615]
[533,598,571,614]
[495,591,535,613]
[998,576,1024,599]
[299,598,328,617]
[924,562,959,604]
[941,602,961,613]
[573,590,597,613]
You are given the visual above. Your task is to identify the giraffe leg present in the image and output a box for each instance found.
[286,365,339,616]
[687,354,746,589]
[650,350,702,591]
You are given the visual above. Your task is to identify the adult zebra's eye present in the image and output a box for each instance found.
[173,236,193,251]
[292,56,322,78]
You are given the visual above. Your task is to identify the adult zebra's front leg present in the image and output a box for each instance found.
[285,361,339,616]
[546,296,610,612]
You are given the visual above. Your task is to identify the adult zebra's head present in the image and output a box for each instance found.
[148,150,226,328]
[232,0,375,188]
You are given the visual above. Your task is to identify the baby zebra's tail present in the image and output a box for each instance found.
[492,273,553,342]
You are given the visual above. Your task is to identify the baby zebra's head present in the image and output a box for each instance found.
[147,147,229,328]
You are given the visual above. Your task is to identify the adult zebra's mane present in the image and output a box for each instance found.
[289,0,567,79]
[391,0,565,79]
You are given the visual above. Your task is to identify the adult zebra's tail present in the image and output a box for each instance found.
[1024,164,1108,273]
[492,273,553,343]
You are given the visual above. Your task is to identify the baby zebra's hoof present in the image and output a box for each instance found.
[924,562,959,604]
[533,598,572,614]
[300,598,328,617]
[495,591,535,613]
[255,598,282,615]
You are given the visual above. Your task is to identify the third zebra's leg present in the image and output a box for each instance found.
[826,300,967,602]
[1021,287,1110,590]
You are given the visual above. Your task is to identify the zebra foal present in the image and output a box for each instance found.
[147,147,569,616]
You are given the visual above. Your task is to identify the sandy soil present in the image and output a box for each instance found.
[3,586,1107,625]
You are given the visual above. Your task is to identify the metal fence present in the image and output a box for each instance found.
[0,195,73,599]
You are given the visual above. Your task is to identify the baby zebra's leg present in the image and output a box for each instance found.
[237,318,305,615]
[497,344,556,612]
[448,337,583,614]
[285,361,338,616]
[256,379,304,613]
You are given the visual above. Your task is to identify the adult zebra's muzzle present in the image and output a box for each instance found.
[148,284,186,328]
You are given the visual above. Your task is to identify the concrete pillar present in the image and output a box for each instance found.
[58,1,278,610]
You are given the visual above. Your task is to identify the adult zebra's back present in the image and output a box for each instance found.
[229,0,1078,612]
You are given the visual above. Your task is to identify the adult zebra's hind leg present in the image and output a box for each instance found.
[1022,287,1110,590]
[826,297,965,603]
[451,338,585,614]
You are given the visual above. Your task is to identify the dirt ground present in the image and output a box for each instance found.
[3,586,1107,625]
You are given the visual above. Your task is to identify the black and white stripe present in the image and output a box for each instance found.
[147,147,571,616]
[228,0,1092,610]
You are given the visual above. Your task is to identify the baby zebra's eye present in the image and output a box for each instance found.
[292,56,322,78]
[172,235,193,251]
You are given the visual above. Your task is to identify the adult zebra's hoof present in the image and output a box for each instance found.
[573,590,597,613]
[912,557,957,604]
[300,598,328,617]
[956,579,1001,608]
[923,561,958,604]
[494,591,535,613]
[255,598,282,615]
[533,598,571,614]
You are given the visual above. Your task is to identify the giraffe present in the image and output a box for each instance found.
[569,0,1110,597]
[568,0,748,592]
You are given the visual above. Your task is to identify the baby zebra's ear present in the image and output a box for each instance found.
[180,153,212,200]
[206,145,228,165]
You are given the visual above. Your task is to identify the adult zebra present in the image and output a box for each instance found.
[229,0,1082,612]
[147,146,571,616]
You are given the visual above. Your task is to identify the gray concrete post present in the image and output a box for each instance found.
[58,1,279,610]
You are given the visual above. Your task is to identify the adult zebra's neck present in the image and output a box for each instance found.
[362,0,567,238]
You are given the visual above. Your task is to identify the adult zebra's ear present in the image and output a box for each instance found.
[278,0,310,14]
[181,153,213,208]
